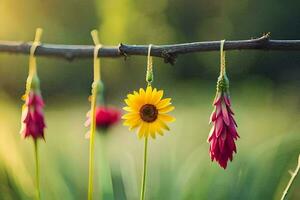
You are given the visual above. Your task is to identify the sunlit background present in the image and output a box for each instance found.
[0,0,300,199]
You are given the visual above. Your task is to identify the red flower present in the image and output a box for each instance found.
[85,106,121,137]
[208,92,239,169]
[95,106,120,129]
[20,91,46,140]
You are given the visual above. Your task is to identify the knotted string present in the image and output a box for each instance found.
[91,30,102,82]
[25,28,43,97]
[220,40,226,77]
[146,44,153,86]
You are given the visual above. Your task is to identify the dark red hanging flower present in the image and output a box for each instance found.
[95,106,120,129]
[20,90,46,140]
[85,106,121,137]
[208,75,239,169]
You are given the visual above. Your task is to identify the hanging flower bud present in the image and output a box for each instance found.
[85,106,121,135]
[20,75,46,140]
[95,106,120,129]
[84,80,120,137]
[208,40,239,169]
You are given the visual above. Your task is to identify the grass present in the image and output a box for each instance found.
[0,83,299,200]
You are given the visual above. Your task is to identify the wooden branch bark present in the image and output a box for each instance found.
[0,34,300,64]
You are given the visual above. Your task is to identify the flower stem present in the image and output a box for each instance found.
[140,137,149,200]
[281,154,300,200]
[88,137,95,200]
[34,140,41,200]
[98,134,114,200]
[88,93,97,200]
[88,29,101,200]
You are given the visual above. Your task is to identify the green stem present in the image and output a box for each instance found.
[88,127,96,200]
[34,140,41,200]
[281,154,300,200]
[98,134,114,200]
[88,86,97,200]
[140,137,149,200]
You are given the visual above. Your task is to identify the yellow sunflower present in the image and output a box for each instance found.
[122,86,175,139]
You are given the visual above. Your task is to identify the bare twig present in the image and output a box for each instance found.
[0,34,300,64]
[281,155,300,200]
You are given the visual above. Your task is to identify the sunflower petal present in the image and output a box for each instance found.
[123,120,131,126]
[157,128,164,136]
[125,99,137,108]
[157,120,170,131]
[149,88,157,104]
[127,94,135,100]
[122,113,139,120]
[149,124,156,139]
[138,122,147,138]
[123,106,133,112]
[159,105,175,113]
[139,88,146,95]
[125,118,142,130]
[152,90,163,105]
[124,99,130,106]
[123,117,138,125]
[125,98,141,110]
[159,114,176,122]
[129,122,140,131]
[142,123,150,138]
[157,98,172,109]
[145,86,153,103]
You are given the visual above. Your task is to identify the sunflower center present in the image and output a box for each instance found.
[140,104,158,122]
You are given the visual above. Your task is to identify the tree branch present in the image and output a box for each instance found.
[0,34,300,64]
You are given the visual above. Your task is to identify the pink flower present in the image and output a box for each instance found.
[85,106,121,137]
[208,92,239,169]
[20,91,46,140]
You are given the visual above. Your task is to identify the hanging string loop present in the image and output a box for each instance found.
[91,30,102,82]
[25,28,43,96]
[220,40,226,77]
[146,44,153,86]
[217,40,230,93]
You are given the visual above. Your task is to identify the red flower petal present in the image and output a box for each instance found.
[85,106,121,134]
[209,110,216,124]
[215,117,224,137]
[213,93,222,105]
[207,91,239,169]
[224,94,231,107]
[221,101,230,126]
[20,91,46,140]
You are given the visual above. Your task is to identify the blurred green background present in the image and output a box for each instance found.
[0,0,300,199]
